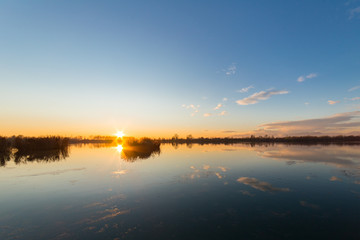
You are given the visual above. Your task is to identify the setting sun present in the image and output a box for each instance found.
[115,131,125,138]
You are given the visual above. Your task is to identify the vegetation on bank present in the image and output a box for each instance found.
[160,134,360,145]
[0,136,69,166]
[69,136,115,144]
[1,134,360,166]
[2,135,360,148]
[0,136,69,151]
[69,137,161,162]
[67,134,360,145]
[117,137,160,146]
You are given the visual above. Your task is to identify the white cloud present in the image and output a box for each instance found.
[257,111,360,136]
[218,111,227,116]
[182,104,200,116]
[328,100,340,105]
[225,63,236,75]
[297,73,317,82]
[236,89,289,105]
[223,97,228,102]
[214,103,223,110]
[349,86,360,92]
[297,76,305,82]
[203,113,212,117]
[238,85,254,93]
[349,6,360,19]
[306,73,317,79]
[352,97,360,100]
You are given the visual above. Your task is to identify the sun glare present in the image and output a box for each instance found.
[115,131,125,138]
[116,145,123,153]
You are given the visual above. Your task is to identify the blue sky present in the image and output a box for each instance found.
[1,0,360,137]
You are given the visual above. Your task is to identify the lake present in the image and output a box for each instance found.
[1,143,360,239]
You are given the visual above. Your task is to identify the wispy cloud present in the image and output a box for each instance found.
[214,103,223,110]
[225,63,236,75]
[223,97,228,102]
[258,111,360,136]
[218,110,227,116]
[182,104,200,116]
[352,97,360,101]
[328,100,340,105]
[297,76,305,82]
[198,102,228,117]
[349,86,360,92]
[222,130,237,133]
[306,73,317,79]
[236,89,289,105]
[349,6,360,19]
[297,73,317,82]
[237,177,290,192]
[238,85,254,93]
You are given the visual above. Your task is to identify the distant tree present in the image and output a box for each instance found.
[172,134,179,141]
[186,134,193,141]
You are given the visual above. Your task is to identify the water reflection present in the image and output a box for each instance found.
[237,177,290,193]
[2,143,360,239]
[0,148,69,167]
[119,144,161,162]
[116,145,123,153]
[3,142,360,167]
[181,165,227,182]
[252,144,360,170]
[0,141,163,166]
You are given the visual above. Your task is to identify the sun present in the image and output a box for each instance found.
[115,131,125,138]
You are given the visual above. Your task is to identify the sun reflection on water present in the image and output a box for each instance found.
[116,145,123,153]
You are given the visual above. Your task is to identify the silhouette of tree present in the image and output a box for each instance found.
[172,134,179,141]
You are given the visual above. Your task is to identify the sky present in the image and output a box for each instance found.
[1,0,360,138]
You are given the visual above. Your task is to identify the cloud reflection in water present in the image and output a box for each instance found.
[237,177,290,193]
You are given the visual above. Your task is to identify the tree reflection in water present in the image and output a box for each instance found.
[0,148,69,167]
[119,145,161,162]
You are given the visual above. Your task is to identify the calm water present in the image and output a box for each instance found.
[1,143,360,239]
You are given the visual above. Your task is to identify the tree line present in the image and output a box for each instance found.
[160,134,360,145]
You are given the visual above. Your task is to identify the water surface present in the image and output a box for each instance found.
[1,143,360,239]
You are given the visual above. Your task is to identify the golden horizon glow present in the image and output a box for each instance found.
[115,131,125,138]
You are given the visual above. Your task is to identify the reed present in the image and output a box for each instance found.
[0,136,70,167]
